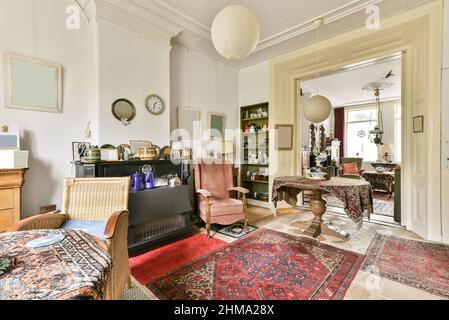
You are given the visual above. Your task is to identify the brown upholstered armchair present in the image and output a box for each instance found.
[8,177,131,300]
[194,163,249,238]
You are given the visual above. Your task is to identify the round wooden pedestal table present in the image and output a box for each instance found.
[272,177,373,242]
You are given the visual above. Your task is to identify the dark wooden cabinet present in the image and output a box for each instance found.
[75,160,193,254]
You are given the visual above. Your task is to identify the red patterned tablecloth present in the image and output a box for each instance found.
[272,176,373,224]
[0,229,112,300]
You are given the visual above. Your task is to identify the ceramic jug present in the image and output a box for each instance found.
[145,171,155,189]
[130,172,144,192]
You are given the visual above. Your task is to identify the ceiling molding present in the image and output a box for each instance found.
[132,0,211,40]
[130,0,385,54]
[73,0,91,22]
[89,0,182,46]
[255,0,384,52]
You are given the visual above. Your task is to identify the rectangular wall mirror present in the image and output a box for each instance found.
[209,112,226,139]
[178,107,200,139]
[4,53,62,113]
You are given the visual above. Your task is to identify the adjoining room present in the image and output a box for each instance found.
[299,54,402,226]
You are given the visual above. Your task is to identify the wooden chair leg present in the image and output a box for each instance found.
[206,198,212,238]
[243,194,248,231]
[206,222,211,238]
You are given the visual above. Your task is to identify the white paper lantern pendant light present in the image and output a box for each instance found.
[303,19,332,124]
[304,95,332,124]
[211,5,261,61]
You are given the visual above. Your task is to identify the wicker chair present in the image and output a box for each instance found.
[8,177,131,300]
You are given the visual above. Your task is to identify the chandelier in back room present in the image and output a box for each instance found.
[362,81,393,146]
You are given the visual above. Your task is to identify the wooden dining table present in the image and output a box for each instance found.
[272,177,373,241]
[0,229,112,300]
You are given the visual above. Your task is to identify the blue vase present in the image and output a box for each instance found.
[145,171,155,189]
[130,172,144,192]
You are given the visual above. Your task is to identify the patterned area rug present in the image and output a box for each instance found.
[363,234,449,299]
[217,223,258,239]
[130,234,226,285]
[148,229,364,300]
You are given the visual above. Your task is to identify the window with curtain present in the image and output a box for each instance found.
[345,107,378,162]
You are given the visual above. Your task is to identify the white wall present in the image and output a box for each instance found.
[0,0,90,216]
[441,0,449,242]
[0,0,174,216]
[170,43,239,136]
[97,20,171,147]
[239,61,269,106]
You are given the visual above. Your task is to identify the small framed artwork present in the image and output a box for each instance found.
[130,140,152,155]
[0,132,20,150]
[209,112,226,139]
[413,116,424,133]
[72,142,90,162]
[4,53,63,113]
[275,124,294,150]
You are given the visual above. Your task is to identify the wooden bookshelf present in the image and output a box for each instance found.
[240,102,270,205]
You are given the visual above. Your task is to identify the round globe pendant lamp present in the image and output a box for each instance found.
[303,19,332,124]
[211,5,260,61]
[303,95,332,123]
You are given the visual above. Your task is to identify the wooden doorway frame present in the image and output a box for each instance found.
[268,1,443,242]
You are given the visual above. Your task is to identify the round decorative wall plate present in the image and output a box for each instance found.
[145,94,165,115]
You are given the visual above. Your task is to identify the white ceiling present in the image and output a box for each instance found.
[302,56,402,106]
[153,0,355,41]
[85,0,435,68]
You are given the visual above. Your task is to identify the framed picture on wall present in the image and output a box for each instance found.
[178,107,200,139]
[130,140,152,155]
[4,53,63,113]
[209,112,226,140]
[413,115,424,133]
[275,124,294,150]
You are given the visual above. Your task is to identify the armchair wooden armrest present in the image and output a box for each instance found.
[228,187,250,194]
[104,210,129,240]
[8,213,67,232]
[197,189,212,198]
[103,210,130,300]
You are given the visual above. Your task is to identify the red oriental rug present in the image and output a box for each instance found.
[362,233,449,299]
[130,234,226,285]
[148,229,364,300]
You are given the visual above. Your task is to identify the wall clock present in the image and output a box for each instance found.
[145,94,165,115]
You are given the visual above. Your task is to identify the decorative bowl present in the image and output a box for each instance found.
[376,167,386,173]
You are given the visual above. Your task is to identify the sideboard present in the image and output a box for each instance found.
[74,160,192,254]
[0,168,27,232]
